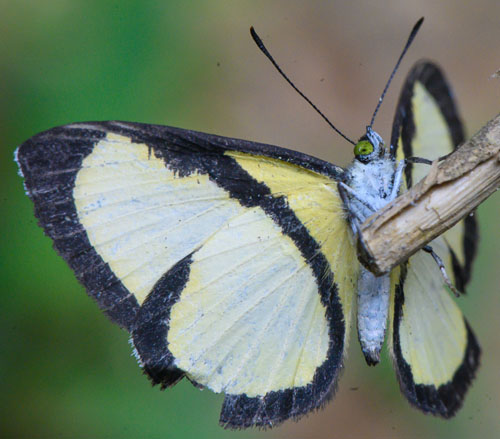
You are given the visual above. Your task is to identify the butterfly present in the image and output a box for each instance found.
[15,18,480,428]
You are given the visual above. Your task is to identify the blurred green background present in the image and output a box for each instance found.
[1,1,499,438]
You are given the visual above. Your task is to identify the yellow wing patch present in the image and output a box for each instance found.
[226,151,359,333]
[396,81,466,273]
[168,205,329,396]
[74,133,240,304]
[390,238,467,387]
[407,82,454,180]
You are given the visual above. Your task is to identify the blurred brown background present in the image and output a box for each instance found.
[1,1,499,438]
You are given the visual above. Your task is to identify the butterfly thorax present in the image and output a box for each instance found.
[340,130,401,366]
[344,155,398,222]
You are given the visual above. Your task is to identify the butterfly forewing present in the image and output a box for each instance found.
[388,61,480,416]
[16,121,356,428]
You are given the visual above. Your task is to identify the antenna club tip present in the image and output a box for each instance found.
[250,26,262,45]
[415,17,424,29]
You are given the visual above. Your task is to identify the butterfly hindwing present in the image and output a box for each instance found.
[389,61,480,416]
[16,121,357,428]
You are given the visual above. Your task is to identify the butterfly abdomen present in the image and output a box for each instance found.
[356,267,391,365]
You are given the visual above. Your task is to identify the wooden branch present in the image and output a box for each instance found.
[358,113,500,276]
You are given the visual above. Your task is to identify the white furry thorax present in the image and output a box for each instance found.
[344,155,398,222]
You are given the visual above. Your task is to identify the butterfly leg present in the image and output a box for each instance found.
[338,182,378,213]
[390,158,406,199]
[338,182,376,236]
[422,245,460,297]
[405,156,433,165]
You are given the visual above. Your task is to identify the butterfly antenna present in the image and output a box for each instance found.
[250,27,356,145]
[369,17,424,128]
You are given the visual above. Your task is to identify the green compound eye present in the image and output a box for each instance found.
[354,140,374,156]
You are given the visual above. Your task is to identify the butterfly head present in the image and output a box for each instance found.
[354,127,386,163]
